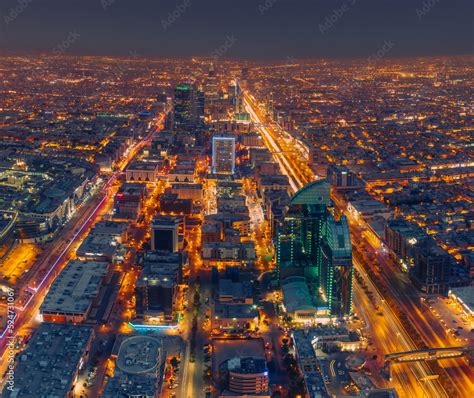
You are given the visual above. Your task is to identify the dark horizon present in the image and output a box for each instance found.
[1,50,473,63]
[1,0,473,59]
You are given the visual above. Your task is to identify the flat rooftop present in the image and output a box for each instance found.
[4,323,92,398]
[225,356,267,375]
[127,161,158,171]
[214,303,258,319]
[89,220,128,236]
[218,279,251,300]
[116,335,161,375]
[449,286,474,313]
[76,234,119,258]
[282,277,317,314]
[40,260,109,315]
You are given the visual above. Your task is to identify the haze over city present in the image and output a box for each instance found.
[0,1,473,398]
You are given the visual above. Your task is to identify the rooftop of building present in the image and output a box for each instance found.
[281,276,317,314]
[151,215,183,227]
[170,182,202,189]
[218,279,252,300]
[225,357,267,375]
[126,161,159,171]
[291,179,331,207]
[325,215,352,256]
[449,286,474,313]
[76,234,120,258]
[117,182,147,195]
[102,374,157,398]
[5,323,92,398]
[40,260,109,314]
[89,220,128,236]
[116,335,161,375]
[214,303,258,320]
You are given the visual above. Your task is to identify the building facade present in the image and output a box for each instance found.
[321,215,354,317]
[212,135,236,174]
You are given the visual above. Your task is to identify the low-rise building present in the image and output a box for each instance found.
[76,233,124,262]
[114,182,146,220]
[169,183,203,201]
[281,276,319,322]
[88,220,129,244]
[40,260,109,323]
[103,334,162,398]
[126,161,160,183]
[212,303,259,331]
[205,213,251,238]
[448,286,474,328]
[4,323,93,398]
[202,241,256,267]
[218,357,270,397]
[218,279,253,304]
[257,175,291,194]
[347,198,392,221]
[159,193,193,214]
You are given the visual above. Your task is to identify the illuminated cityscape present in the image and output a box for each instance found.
[0,1,473,398]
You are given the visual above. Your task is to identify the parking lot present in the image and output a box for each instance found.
[425,296,473,345]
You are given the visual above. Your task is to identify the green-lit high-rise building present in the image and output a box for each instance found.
[276,179,353,318]
[173,83,197,131]
[321,215,353,317]
[276,180,330,306]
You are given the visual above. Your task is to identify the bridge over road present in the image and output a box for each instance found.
[385,346,473,365]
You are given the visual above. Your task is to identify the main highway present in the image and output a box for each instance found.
[352,221,474,397]
[243,91,458,397]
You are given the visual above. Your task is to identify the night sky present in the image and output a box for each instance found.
[0,0,472,59]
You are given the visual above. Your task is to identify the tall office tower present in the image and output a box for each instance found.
[228,83,236,109]
[276,180,331,304]
[321,215,354,317]
[241,67,249,83]
[206,63,219,101]
[150,216,184,252]
[212,135,236,174]
[234,79,243,113]
[196,87,205,126]
[173,83,196,131]
[228,80,243,113]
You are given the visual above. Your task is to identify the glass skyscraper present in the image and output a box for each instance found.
[276,180,330,307]
[276,179,353,317]
[321,215,353,317]
[173,83,197,131]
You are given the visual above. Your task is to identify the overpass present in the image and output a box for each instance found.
[385,346,473,365]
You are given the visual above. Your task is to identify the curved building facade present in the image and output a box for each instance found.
[220,357,269,395]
